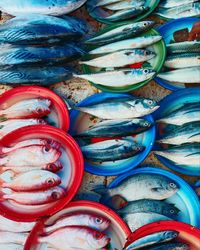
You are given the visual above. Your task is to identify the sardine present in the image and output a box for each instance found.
[125,231,178,250]
[85,21,155,45]
[75,96,159,119]
[80,49,155,68]
[164,53,200,69]
[74,69,156,87]
[75,119,153,138]
[39,226,110,250]
[0,0,87,16]
[0,145,61,167]
[44,212,110,234]
[158,67,200,83]
[0,170,61,191]
[89,36,162,54]
[81,139,145,162]
[96,0,122,7]
[0,231,27,245]
[105,0,145,11]
[144,242,189,250]
[159,0,198,8]
[117,199,180,218]
[154,143,200,167]
[157,121,200,145]
[167,41,200,54]
[0,99,51,120]
[0,186,65,205]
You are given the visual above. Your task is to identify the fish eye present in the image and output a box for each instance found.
[47,178,54,185]
[44,146,51,152]
[145,50,150,55]
[147,100,153,105]
[37,107,42,113]
[143,69,149,74]
[169,182,177,189]
[170,209,175,214]
[143,22,148,26]
[144,121,149,126]
[51,192,59,200]
[49,164,55,170]
[95,218,103,224]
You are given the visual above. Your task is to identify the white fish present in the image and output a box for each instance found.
[0,231,28,245]
[0,243,23,250]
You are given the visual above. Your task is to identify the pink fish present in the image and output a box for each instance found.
[44,212,111,234]
[0,170,61,191]
[0,98,51,119]
[39,226,110,250]
[0,186,66,205]
[0,145,61,167]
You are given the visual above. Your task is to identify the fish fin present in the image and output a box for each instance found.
[106,195,128,210]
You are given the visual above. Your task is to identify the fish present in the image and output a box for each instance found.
[104,7,148,22]
[85,21,155,45]
[117,199,180,219]
[154,143,200,167]
[0,65,73,86]
[105,0,145,11]
[158,66,200,83]
[143,242,189,250]
[157,103,200,125]
[0,186,66,205]
[80,49,155,68]
[81,139,145,162]
[96,0,122,7]
[167,41,200,54]
[0,0,87,16]
[89,36,162,54]
[0,43,85,67]
[159,0,199,8]
[164,53,200,69]
[94,173,179,205]
[123,212,172,232]
[75,119,153,138]
[75,96,159,119]
[0,170,61,191]
[0,145,61,168]
[0,119,46,139]
[0,231,28,245]
[0,98,51,120]
[0,14,88,44]
[0,215,35,232]
[155,3,200,19]
[0,244,23,250]
[44,212,110,234]
[74,69,156,87]
[39,226,110,250]
[124,231,178,250]
[157,121,200,145]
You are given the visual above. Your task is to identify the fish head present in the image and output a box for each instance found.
[138,119,152,129]
[158,178,179,197]
[88,214,111,231]
[42,146,61,163]
[45,172,61,188]
[49,187,66,202]
[131,143,145,153]
[162,230,179,241]
[142,68,156,80]
[142,98,159,113]
[87,229,110,249]
[46,161,63,173]
[162,203,180,218]
[140,20,155,29]
[31,99,51,117]
[46,139,61,150]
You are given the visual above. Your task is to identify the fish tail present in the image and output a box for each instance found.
[92,186,111,203]
[55,92,76,111]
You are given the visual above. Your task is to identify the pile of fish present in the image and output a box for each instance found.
[155,101,200,169]
[0,138,65,206]
[124,231,189,250]
[157,21,200,86]
[0,14,87,86]
[72,95,159,162]
[39,212,111,249]
[0,215,35,250]
[0,98,52,138]
[155,0,200,19]
[87,0,151,22]
[94,172,180,232]
[76,21,162,88]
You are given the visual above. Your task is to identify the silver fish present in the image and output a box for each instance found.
[144,242,189,250]
[89,36,162,54]
[74,69,156,87]
[80,49,155,68]
[105,0,145,10]
[167,41,200,54]
[0,231,28,245]
[159,0,199,8]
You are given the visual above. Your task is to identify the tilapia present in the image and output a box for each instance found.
[0,170,61,191]
[0,66,73,86]
[39,226,110,250]
[0,244,23,250]
[0,119,46,139]
[105,0,145,10]
[0,0,87,16]
[80,49,155,68]
[125,231,178,250]
[144,242,189,250]
[167,41,200,54]
[164,53,200,69]
[0,14,87,44]
[74,69,156,87]
[154,143,200,167]
[157,67,200,83]
[159,0,199,8]
[123,212,172,232]
[0,231,27,245]
[0,145,61,167]
[81,139,145,162]
[76,119,153,138]
[157,121,200,145]
[117,199,179,219]
[44,212,110,234]
[85,21,155,45]
[75,96,159,119]
[0,186,65,205]
[89,36,162,54]
[0,99,51,120]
